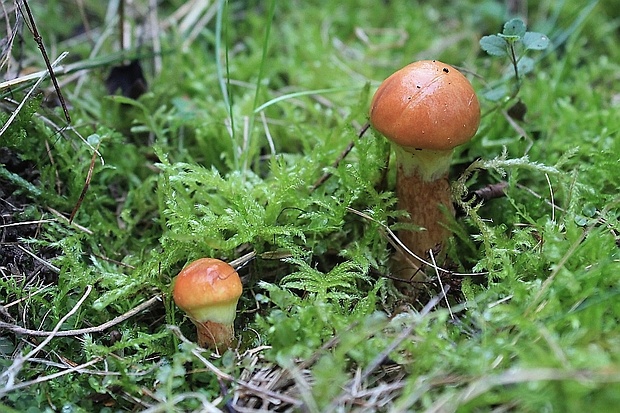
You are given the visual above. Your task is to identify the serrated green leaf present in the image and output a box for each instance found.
[523,31,550,50]
[503,18,526,37]
[480,35,508,56]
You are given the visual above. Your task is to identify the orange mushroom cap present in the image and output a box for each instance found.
[369,60,480,151]
[172,258,242,325]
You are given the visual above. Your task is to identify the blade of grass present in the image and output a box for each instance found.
[253,86,362,114]
[0,52,67,138]
[215,0,236,168]
[243,0,277,172]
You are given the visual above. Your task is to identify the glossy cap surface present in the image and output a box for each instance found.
[370,60,480,151]
[172,258,242,324]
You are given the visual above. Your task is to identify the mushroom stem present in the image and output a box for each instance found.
[194,320,235,349]
[393,146,455,274]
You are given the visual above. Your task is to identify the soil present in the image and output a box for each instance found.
[0,148,59,287]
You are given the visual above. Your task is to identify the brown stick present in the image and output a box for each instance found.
[311,122,371,190]
[20,0,71,123]
[0,295,161,337]
[69,141,100,223]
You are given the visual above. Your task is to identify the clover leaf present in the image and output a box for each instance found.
[480,35,508,56]
[522,31,550,50]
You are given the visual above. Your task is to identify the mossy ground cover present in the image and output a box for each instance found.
[1,0,619,411]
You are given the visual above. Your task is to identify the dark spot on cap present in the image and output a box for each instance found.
[443,67,449,73]
[416,85,421,89]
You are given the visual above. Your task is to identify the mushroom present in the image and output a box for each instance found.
[172,258,243,352]
[369,60,480,277]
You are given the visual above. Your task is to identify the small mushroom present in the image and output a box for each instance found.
[172,258,242,352]
[369,60,480,277]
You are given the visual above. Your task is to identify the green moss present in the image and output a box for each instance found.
[2,0,619,411]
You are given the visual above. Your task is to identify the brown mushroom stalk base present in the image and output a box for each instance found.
[194,320,235,351]
[392,149,455,282]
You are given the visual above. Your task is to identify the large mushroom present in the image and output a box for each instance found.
[172,258,242,352]
[369,60,480,278]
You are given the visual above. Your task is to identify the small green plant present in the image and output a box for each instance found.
[479,18,549,100]
[279,257,371,302]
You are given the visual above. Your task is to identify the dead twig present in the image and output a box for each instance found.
[46,207,93,234]
[326,287,450,411]
[346,206,488,278]
[19,0,71,123]
[69,140,101,223]
[424,367,620,413]
[140,392,221,413]
[311,122,371,190]
[473,181,508,201]
[0,51,67,138]
[15,244,60,273]
[0,285,93,391]
[169,325,304,408]
[429,248,453,319]
[0,357,103,397]
[0,294,161,337]
[0,219,54,229]
[524,199,620,317]
[232,325,350,410]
